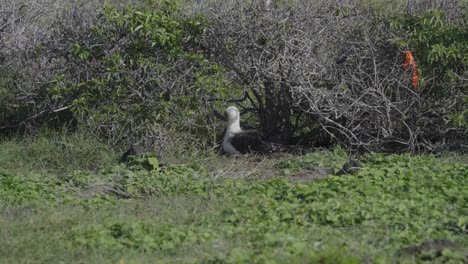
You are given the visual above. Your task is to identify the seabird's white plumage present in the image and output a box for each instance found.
[223,106,243,154]
[223,106,286,154]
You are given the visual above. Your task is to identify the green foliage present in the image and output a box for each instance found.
[71,153,468,262]
[2,151,466,262]
[447,96,468,130]
[0,153,211,208]
[73,221,216,252]
[0,172,67,206]
[387,9,468,89]
[276,146,348,175]
[71,43,93,61]
[0,171,116,208]
[101,0,207,53]
[45,0,229,145]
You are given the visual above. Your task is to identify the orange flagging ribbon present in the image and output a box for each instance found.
[404,51,418,90]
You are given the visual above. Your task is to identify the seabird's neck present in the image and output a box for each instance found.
[223,118,241,154]
[226,119,241,135]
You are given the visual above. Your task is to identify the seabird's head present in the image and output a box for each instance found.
[225,106,240,123]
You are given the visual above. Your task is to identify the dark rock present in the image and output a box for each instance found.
[119,144,154,163]
[337,158,362,175]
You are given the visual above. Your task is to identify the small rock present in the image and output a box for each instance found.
[337,158,362,175]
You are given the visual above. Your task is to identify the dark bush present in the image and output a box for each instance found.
[193,0,467,152]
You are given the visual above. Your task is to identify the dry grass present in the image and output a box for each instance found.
[201,152,335,181]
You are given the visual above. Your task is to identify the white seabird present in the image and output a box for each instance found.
[223,106,286,154]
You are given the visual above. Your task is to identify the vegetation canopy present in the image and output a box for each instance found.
[0,0,466,153]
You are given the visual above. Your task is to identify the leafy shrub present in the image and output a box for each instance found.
[384,8,468,151]
[1,0,466,154]
[387,9,467,92]
[0,0,104,133]
[448,101,468,131]
[46,1,231,146]
[0,0,234,156]
[193,0,467,152]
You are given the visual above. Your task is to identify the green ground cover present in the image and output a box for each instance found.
[0,138,466,263]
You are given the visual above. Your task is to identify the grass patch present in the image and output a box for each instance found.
[0,131,117,174]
